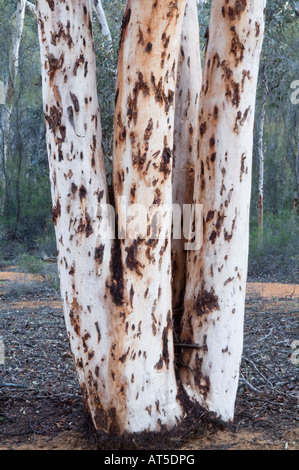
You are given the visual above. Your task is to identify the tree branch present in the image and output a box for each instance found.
[91,0,112,42]
[26,1,36,16]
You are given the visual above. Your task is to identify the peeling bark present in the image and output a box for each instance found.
[180,0,266,422]
[112,0,187,432]
[172,0,202,310]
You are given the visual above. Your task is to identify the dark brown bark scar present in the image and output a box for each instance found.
[194,284,220,317]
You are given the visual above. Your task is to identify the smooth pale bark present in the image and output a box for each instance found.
[1,0,26,211]
[258,85,269,238]
[180,0,266,422]
[91,0,112,42]
[113,0,187,432]
[35,0,127,434]
[4,0,26,116]
[172,0,202,310]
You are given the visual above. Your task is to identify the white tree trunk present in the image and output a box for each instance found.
[172,0,202,310]
[112,0,187,432]
[180,0,266,422]
[36,0,187,435]
[91,0,112,42]
[0,0,26,214]
[35,0,130,434]
[258,86,269,238]
[2,0,26,163]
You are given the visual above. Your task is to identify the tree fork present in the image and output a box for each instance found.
[36,0,188,435]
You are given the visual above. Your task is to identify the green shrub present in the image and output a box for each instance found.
[249,210,299,259]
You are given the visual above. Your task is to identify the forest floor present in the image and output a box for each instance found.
[0,263,298,451]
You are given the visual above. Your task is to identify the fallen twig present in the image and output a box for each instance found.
[246,397,286,407]
[258,327,274,342]
[239,376,263,394]
[242,356,273,386]
[0,382,28,389]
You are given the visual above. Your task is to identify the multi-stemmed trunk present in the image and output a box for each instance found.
[36,0,266,434]
[36,0,186,434]
[180,0,266,422]
[35,0,117,433]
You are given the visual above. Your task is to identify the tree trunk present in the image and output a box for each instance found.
[35,0,122,434]
[179,0,266,422]
[293,140,299,211]
[172,0,202,311]
[26,1,36,16]
[0,0,26,214]
[258,84,269,239]
[91,0,112,42]
[36,0,268,434]
[112,0,187,432]
[36,0,186,435]
[13,102,24,240]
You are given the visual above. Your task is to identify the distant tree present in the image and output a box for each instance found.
[36,0,265,434]
[254,0,299,231]
[0,0,26,220]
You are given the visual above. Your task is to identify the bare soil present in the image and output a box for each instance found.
[0,267,298,451]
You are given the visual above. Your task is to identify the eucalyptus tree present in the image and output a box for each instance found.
[35,0,266,434]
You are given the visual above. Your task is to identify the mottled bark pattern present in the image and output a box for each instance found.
[36,0,118,433]
[180,0,266,422]
[172,0,202,309]
[113,0,187,431]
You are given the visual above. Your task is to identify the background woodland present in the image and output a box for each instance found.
[0,0,298,284]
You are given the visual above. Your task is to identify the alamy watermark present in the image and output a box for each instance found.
[290,80,299,105]
[96,198,203,251]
